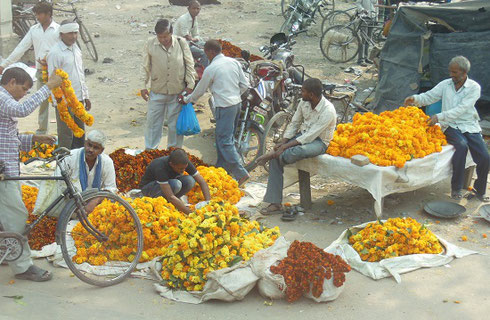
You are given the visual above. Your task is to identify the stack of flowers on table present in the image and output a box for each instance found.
[270,240,351,303]
[70,197,280,291]
[21,185,58,250]
[348,217,443,262]
[218,39,263,62]
[20,142,57,163]
[326,106,447,168]
[109,148,208,193]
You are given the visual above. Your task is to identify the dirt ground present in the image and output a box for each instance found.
[1,0,489,319]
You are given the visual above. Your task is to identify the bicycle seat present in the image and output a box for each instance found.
[323,83,336,92]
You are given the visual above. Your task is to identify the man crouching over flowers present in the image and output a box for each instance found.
[139,148,211,214]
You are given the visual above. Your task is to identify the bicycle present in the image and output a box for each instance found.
[321,6,357,33]
[281,0,335,19]
[320,12,385,63]
[11,2,36,38]
[280,0,335,34]
[0,148,143,287]
[53,0,98,62]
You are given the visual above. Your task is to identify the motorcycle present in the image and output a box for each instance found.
[280,0,333,35]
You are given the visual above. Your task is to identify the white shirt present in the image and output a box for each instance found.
[0,20,59,70]
[56,147,117,193]
[47,40,89,101]
[356,0,378,19]
[186,54,249,108]
[173,12,200,40]
[283,96,337,145]
[413,78,481,133]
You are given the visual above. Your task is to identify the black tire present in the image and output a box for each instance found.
[78,21,98,62]
[321,10,352,33]
[58,191,143,287]
[236,122,264,172]
[320,25,360,63]
[12,20,25,37]
[261,111,294,171]
[318,0,335,19]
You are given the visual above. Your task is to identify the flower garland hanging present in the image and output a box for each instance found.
[42,66,94,137]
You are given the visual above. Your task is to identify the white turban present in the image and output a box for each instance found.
[59,22,79,33]
[86,130,107,148]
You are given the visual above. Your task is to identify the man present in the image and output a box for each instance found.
[0,67,62,282]
[256,78,337,215]
[173,0,209,67]
[141,19,195,150]
[356,0,378,66]
[184,40,250,186]
[0,1,59,135]
[404,56,489,201]
[47,19,91,150]
[139,148,211,214]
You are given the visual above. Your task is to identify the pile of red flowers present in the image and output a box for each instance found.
[270,240,351,303]
[109,148,208,192]
[21,185,57,250]
[219,40,263,62]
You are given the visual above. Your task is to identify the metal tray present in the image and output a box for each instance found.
[424,200,466,219]
[477,204,490,223]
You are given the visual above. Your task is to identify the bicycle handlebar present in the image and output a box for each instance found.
[22,147,71,166]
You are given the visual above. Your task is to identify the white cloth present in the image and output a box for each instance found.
[173,12,200,40]
[413,78,481,134]
[59,22,79,33]
[186,54,249,108]
[283,96,337,145]
[55,147,117,193]
[286,145,474,217]
[47,40,89,101]
[356,0,378,19]
[0,20,59,70]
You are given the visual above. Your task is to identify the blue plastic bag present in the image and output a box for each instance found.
[176,103,201,136]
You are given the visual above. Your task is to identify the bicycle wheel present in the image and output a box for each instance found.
[261,111,293,164]
[281,0,293,18]
[318,0,335,18]
[237,123,264,171]
[78,21,98,62]
[320,25,360,63]
[322,10,353,33]
[58,191,143,287]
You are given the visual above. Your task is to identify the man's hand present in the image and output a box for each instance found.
[46,74,62,90]
[0,66,4,75]
[84,99,92,111]
[273,138,288,151]
[273,144,287,158]
[33,135,57,145]
[184,87,193,95]
[37,58,47,66]
[427,115,438,126]
[404,96,415,106]
[140,89,149,102]
[185,35,193,41]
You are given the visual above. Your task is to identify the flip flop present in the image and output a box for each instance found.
[281,208,297,221]
[260,204,282,215]
[15,265,52,282]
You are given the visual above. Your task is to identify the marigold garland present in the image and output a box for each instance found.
[20,142,57,162]
[326,106,447,168]
[218,40,263,62]
[349,217,443,262]
[21,185,58,250]
[187,166,244,205]
[271,240,351,303]
[70,197,280,291]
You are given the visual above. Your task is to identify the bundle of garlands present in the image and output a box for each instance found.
[218,40,263,62]
[42,65,94,137]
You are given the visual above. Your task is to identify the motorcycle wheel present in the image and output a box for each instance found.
[261,111,293,171]
[320,25,360,63]
[236,122,264,172]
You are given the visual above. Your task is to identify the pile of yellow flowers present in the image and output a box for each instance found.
[20,142,57,162]
[349,217,443,262]
[327,107,447,167]
[71,197,280,291]
[21,185,38,214]
[187,166,244,205]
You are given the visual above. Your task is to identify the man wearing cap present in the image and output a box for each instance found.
[0,1,59,135]
[47,19,91,149]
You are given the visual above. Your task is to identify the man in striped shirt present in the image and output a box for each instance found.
[0,67,61,282]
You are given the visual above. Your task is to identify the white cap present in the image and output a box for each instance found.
[86,130,107,148]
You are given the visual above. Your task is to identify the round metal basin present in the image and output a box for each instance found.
[478,204,490,223]
[424,200,466,219]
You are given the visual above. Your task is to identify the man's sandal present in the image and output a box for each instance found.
[15,265,52,282]
[466,189,490,203]
[281,208,297,221]
[259,204,282,215]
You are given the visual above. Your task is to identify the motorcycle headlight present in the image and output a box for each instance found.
[291,21,300,32]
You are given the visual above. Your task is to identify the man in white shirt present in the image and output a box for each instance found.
[47,20,91,150]
[356,0,378,66]
[256,78,337,215]
[404,56,489,201]
[184,40,250,186]
[0,1,59,135]
[173,1,209,67]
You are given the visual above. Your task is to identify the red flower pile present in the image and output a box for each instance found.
[109,148,208,192]
[270,240,351,303]
[219,40,263,62]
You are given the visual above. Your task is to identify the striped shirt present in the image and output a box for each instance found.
[0,85,50,176]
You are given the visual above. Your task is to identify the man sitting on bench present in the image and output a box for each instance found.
[257,78,337,215]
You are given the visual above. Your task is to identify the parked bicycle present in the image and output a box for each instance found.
[280,0,335,34]
[320,12,385,63]
[0,148,143,287]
